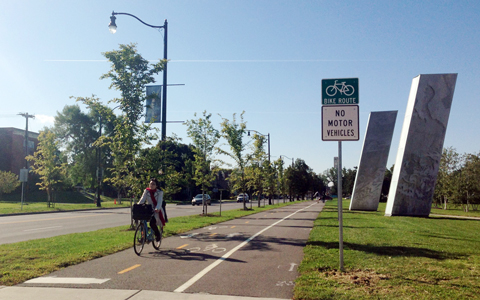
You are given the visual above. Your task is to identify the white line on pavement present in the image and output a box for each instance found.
[25,277,110,284]
[173,202,317,293]
[24,226,62,232]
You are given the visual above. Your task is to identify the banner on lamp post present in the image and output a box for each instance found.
[145,85,162,123]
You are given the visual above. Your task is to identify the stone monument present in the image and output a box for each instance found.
[350,111,397,211]
[385,73,457,217]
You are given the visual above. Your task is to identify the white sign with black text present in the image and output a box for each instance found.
[322,105,359,141]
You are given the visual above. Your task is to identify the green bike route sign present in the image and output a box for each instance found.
[322,78,359,105]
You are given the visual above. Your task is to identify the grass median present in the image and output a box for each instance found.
[0,200,303,286]
[294,200,480,300]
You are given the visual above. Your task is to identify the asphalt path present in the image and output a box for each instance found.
[0,202,248,245]
[19,201,324,299]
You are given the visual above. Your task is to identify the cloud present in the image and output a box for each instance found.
[35,114,55,124]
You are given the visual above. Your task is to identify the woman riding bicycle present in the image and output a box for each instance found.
[137,178,166,242]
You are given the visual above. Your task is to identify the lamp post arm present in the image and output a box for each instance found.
[112,11,165,29]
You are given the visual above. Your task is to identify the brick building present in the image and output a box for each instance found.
[0,128,39,176]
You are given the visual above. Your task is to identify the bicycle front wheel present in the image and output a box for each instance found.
[152,227,163,250]
[343,85,354,96]
[134,222,145,256]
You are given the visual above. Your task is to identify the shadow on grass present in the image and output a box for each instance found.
[306,241,465,260]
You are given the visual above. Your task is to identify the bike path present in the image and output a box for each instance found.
[10,201,325,299]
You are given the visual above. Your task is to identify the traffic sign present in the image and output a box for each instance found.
[322,105,359,141]
[322,78,359,105]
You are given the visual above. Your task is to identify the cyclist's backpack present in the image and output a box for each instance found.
[132,204,154,220]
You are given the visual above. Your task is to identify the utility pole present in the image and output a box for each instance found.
[18,112,35,205]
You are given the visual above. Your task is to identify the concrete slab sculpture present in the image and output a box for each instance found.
[385,74,457,217]
[349,111,397,211]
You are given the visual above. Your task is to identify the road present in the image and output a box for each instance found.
[18,201,324,299]
[0,202,249,245]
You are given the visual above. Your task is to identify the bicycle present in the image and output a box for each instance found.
[133,214,163,256]
[326,80,355,96]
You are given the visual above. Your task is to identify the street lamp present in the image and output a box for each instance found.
[108,11,169,141]
[247,130,270,162]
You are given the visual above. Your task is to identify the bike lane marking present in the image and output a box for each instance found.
[118,264,141,274]
[173,202,317,293]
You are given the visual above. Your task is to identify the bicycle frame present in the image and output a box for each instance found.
[133,215,162,255]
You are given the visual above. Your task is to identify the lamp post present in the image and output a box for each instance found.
[108,11,168,141]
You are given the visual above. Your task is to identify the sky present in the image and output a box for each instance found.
[1,0,479,175]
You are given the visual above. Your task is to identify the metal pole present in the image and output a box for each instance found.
[338,141,344,272]
[267,133,270,162]
[96,117,102,207]
[161,19,168,140]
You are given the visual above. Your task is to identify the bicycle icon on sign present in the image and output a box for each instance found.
[325,80,355,97]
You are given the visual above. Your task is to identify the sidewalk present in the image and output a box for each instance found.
[0,286,289,300]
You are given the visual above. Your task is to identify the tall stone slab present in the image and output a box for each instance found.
[350,111,397,211]
[385,74,457,217]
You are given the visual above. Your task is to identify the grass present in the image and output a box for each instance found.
[294,199,480,300]
[0,201,301,286]
[0,191,131,215]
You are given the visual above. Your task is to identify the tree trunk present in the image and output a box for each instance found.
[47,187,52,208]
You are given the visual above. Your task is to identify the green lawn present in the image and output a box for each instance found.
[294,199,480,300]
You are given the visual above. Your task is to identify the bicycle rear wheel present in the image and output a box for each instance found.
[152,227,163,250]
[134,222,145,256]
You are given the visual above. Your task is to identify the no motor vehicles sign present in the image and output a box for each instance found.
[322,105,359,141]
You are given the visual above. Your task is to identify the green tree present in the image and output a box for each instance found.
[219,112,249,210]
[275,158,288,203]
[434,147,461,209]
[185,111,220,214]
[53,104,96,189]
[100,43,166,201]
[0,171,20,199]
[289,159,312,200]
[27,130,64,207]
[461,152,480,211]
[342,167,357,197]
[245,133,267,206]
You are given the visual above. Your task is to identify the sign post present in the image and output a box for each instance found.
[321,78,359,272]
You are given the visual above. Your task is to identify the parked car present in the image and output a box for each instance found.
[236,193,249,203]
[192,194,211,206]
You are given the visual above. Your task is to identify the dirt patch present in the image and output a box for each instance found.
[319,267,390,287]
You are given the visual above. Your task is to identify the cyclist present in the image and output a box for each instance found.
[138,178,166,241]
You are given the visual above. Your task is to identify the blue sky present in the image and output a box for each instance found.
[1,0,479,174]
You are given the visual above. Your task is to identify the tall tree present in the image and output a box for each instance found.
[275,158,288,203]
[27,130,64,207]
[245,133,267,206]
[185,111,220,214]
[434,147,461,209]
[53,104,97,189]
[461,152,480,211]
[219,112,249,210]
[100,43,166,200]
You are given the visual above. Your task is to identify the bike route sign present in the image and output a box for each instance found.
[322,78,359,105]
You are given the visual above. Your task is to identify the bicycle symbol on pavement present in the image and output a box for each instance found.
[188,244,227,254]
[325,80,355,97]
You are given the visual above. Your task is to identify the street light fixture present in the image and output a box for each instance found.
[108,11,169,141]
[247,130,270,162]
